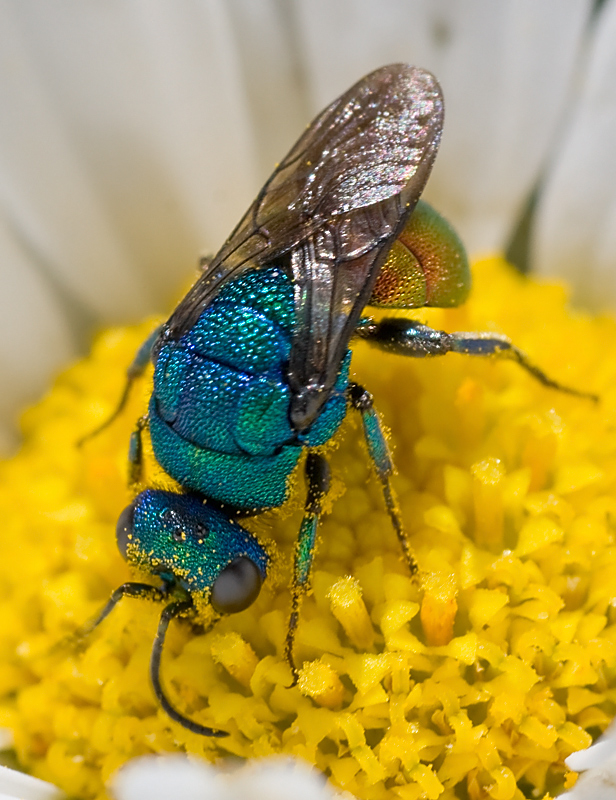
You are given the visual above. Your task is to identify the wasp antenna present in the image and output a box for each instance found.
[151,600,228,737]
[52,582,166,656]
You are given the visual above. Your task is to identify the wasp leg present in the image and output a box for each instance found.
[150,599,227,737]
[285,452,331,685]
[356,318,598,402]
[348,382,419,577]
[78,324,163,446]
[128,415,149,487]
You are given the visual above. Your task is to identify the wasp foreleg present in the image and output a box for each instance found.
[356,317,598,402]
[128,415,149,487]
[348,382,419,577]
[285,452,331,685]
[78,324,163,446]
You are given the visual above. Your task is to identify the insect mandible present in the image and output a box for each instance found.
[77,64,596,737]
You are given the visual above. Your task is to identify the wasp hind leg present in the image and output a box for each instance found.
[285,451,331,684]
[348,382,419,578]
[355,317,598,402]
[78,324,163,446]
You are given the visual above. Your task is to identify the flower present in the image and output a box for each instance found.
[0,762,63,800]
[110,755,352,800]
[1,2,616,450]
[0,256,614,799]
[563,722,616,798]
[2,4,616,798]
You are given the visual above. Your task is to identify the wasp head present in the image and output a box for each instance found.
[116,490,268,614]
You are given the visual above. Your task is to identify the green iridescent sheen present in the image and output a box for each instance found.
[360,404,390,477]
[127,489,269,595]
[295,515,318,586]
[150,267,350,510]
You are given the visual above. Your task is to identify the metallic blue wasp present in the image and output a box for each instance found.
[78,64,596,737]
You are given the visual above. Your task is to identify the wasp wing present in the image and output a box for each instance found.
[166,64,443,426]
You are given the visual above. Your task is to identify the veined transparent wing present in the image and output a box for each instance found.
[165,64,444,428]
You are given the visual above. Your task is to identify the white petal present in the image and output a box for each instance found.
[560,720,616,798]
[0,765,63,800]
[568,741,616,773]
[111,755,231,800]
[561,756,616,798]
[123,0,259,293]
[0,215,74,454]
[532,0,616,309]
[225,0,308,178]
[0,1,151,320]
[231,757,347,800]
[111,756,352,800]
[6,0,260,312]
[292,0,592,255]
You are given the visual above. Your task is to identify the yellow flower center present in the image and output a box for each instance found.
[0,257,613,800]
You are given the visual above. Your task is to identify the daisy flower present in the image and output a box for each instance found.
[1,3,616,799]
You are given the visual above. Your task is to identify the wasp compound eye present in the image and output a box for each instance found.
[210,557,263,614]
[116,501,136,560]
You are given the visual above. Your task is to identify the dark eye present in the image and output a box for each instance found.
[210,557,262,614]
[116,502,136,559]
